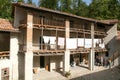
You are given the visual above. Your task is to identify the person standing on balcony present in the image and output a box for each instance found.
[48,39,50,50]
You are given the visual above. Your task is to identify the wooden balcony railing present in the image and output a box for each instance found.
[19,17,106,36]
[19,43,65,52]
[0,51,9,59]
[20,17,65,27]
[70,28,107,36]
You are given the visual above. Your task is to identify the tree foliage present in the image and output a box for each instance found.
[59,0,72,13]
[0,0,120,24]
[39,0,58,10]
[27,0,32,4]
[71,0,88,17]
[0,0,13,20]
[17,0,24,2]
[88,0,120,20]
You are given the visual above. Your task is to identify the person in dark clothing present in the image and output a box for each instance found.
[95,56,100,66]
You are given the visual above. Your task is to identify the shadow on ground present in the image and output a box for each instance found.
[70,66,120,80]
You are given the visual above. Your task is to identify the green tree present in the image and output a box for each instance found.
[17,0,24,2]
[71,0,88,17]
[59,0,72,13]
[39,0,58,10]
[0,0,13,20]
[27,0,32,4]
[88,0,120,20]
[108,0,120,19]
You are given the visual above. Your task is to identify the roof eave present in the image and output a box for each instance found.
[12,2,118,25]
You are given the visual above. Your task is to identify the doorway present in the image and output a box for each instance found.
[40,56,45,68]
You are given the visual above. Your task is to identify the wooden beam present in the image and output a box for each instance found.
[41,27,44,50]
[76,32,78,48]
[56,28,58,50]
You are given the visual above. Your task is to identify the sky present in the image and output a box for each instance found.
[83,0,92,5]
[29,0,92,5]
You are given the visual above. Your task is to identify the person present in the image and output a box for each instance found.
[103,57,105,67]
[101,56,103,66]
[108,59,112,69]
[95,56,100,66]
[103,57,108,67]
[48,39,50,50]
[98,56,101,66]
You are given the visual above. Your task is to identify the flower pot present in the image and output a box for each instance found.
[33,68,38,74]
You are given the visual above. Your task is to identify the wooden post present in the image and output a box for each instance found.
[41,27,44,50]
[41,16,43,25]
[83,24,85,48]
[89,23,95,70]
[64,32,66,50]
[76,32,78,49]
[56,28,58,50]
[40,16,44,50]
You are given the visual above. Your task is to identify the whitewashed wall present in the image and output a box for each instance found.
[50,56,63,72]
[0,59,10,80]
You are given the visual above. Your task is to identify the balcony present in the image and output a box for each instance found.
[19,43,65,56]
[19,17,106,36]
[0,51,9,59]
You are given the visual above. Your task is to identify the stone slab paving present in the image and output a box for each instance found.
[33,66,120,80]
[33,70,68,80]
[70,66,120,80]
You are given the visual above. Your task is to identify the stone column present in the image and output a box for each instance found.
[10,33,19,80]
[25,12,33,80]
[89,23,95,70]
[63,19,70,74]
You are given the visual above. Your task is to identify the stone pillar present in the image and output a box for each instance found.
[25,12,33,80]
[63,19,70,74]
[89,23,95,70]
[10,33,19,80]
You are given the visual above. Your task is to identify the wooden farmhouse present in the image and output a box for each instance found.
[0,2,120,80]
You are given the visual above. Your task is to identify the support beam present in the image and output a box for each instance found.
[63,19,70,74]
[83,24,85,47]
[40,16,44,50]
[89,23,95,70]
[56,28,58,50]
[25,12,33,80]
[41,27,44,50]
[10,33,19,80]
[76,32,78,49]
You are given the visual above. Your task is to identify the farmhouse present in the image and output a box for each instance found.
[0,2,120,80]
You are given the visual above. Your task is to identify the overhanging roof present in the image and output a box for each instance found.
[12,2,118,25]
[0,18,19,32]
